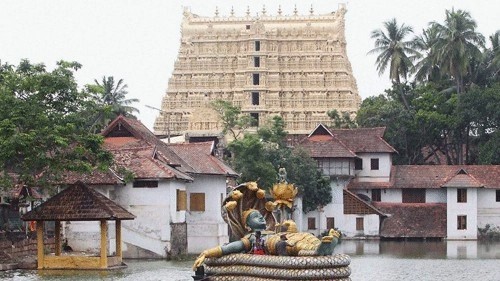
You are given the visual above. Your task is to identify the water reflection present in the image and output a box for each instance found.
[335,239,500,259]
[2,241,500,281]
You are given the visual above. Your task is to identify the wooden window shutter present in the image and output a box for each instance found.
[176,189,187,211]
[190,193,206,212]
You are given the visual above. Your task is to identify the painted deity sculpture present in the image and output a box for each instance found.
[193,181,341,270]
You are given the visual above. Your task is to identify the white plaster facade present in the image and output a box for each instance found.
[186,175,229,254]
[446,188,478,240]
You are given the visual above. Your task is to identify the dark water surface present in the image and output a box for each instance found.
[2,240,500,281]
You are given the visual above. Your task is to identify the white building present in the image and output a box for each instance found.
[297,124,500,240]
[64,116,236,257]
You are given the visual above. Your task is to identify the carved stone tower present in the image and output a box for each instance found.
[154,4,361,138]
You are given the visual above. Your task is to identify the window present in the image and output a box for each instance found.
[251,92,260,105]
[457,215,467,230]
[354,158,363,170]
[356,217,364,231]
[255,41,260,51]
[402,189,426,203]
[176,189,187,211]
[496,190,500,202]
[370,158,379,170]
[250,113,259,127]
[253,73,260,85]
[372,189,381,202]
[254,56,260,67]
[326,217,335,230]
[133,180,158,188]
[457,188,467,203]
[246,24,250,30]
[307,217,316,230]
[190,193,205,212]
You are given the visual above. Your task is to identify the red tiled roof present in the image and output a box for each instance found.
[374,202,447,238]
[298,135,356,158]
[348,165,500,189]
[296,124,396,158]
[22,181,135,221]
[330,127,396,153]
[343,189,386,216]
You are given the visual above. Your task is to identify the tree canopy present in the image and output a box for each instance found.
[225,114,332,213]
[0,60,116,189]
[363,9,499,165]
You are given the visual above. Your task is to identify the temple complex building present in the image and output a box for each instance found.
[154,4,361,139]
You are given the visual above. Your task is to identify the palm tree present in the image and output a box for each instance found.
[368,18,419,109]
[90,76,139,132]
[431,9,485,94]
[412,25,442,83]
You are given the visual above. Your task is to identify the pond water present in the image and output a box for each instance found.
[2,240,500,281]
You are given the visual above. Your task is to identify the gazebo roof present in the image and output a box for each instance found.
[22,181,135,221]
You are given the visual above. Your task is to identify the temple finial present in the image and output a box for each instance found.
[293,4,298,16]
[246,6,250,16]
[278,5,282,16]
[215,6,219,17]
[230,6,234,17]
[262,5,266,15]
[310,4,314,15]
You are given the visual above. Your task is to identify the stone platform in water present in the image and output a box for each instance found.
[203,253,351,280]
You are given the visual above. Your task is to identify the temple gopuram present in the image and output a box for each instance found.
[154,4,361,140]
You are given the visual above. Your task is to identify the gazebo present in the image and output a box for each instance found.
[22,181,135,269]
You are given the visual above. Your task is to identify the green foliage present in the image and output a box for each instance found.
[327,109,357,129]
[227,115,332,213]
[87,76,139,133]
[211,100,254,140]
[0,60,113,189]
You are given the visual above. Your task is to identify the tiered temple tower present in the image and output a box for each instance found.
[154,4,361,138]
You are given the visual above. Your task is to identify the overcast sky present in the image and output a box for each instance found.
[1,0,498,130]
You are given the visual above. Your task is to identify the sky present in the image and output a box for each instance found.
[1,0,498,130]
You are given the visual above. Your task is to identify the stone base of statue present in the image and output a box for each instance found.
[197,253,351,280]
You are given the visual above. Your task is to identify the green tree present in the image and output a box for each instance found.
[89,76,139,132]
[227,115,332,213]
[431,9,485,94]
[211,100,255,140]
[327,109,357,129]
[0,60,113,189]
[369,18,419,109]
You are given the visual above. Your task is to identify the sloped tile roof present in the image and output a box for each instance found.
[295,124,396,158]
[167,142,237,176]
[442,170,483,188]
[298,135,356,158]
[22,181,135,221]
[343,189,386,216]
[330,127,396,153]
[374,202,447,238]
[348,165,500,189]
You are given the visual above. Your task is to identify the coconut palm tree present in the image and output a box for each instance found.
[431,9,485,94]
[412,25,442,83]
[90,76,139,132]
[368,18,419,109]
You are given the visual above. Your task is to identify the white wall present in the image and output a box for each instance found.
[447,188,477,240]
[66,180,187,257]
[426,189,447,203]
[186,174,229,254]
[354,153,392,182]
[342,214,380,237]
[477,189,500,229]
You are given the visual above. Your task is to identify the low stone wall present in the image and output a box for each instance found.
[0,236,55,264]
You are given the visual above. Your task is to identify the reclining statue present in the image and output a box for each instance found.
[193,181,341,269]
